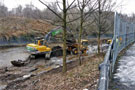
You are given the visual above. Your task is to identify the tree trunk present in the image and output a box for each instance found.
[78,9,83,66]
[62,0,67,73]
[97,31,101,54]
[97,0,101,54]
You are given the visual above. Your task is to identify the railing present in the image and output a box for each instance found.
[98,38,114,90]
[98,12,135,90]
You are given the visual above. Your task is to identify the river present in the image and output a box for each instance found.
[109,43,135,90]
[0,47,30,68]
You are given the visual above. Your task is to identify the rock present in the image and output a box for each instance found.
[23,74,31,79]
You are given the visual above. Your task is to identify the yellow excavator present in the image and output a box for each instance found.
[26,27,88,59]
[26,37,52,59]
[67,39,88,55]
[107,39,112,44]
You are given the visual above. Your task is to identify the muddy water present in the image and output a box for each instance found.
[0,44,108,68]
[87,44,108,54]
[109,44,135,90]
[0,47,30,68]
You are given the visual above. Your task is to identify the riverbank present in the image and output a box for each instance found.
[0,39,108,90]
[0,53,104,90]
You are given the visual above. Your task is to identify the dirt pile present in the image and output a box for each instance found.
[0,17,55,40]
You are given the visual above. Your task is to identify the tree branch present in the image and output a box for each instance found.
[39,0,63,21]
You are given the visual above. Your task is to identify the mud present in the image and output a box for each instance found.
[0,43,108,90]
[0,54,103,90]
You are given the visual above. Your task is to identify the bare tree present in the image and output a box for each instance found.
[0,4,8,17]
[39,0,76,73]
[93,0,116,53]
[42,2,58,20]
[14,5,23,17]
[68,0,97,65]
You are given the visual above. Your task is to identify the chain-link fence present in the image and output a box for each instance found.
[98,12,135,90]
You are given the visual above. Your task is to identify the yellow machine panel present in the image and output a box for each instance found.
[27,43,51,53]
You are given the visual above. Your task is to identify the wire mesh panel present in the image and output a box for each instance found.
[98,12,135,90]
[113,13,135,70]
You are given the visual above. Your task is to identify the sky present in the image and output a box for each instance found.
[2,0,135,15]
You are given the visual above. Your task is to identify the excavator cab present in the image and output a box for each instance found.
[107,39,112,44]
[81,39,88,54]
[34,37,45,45]
[81,40,88,47]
